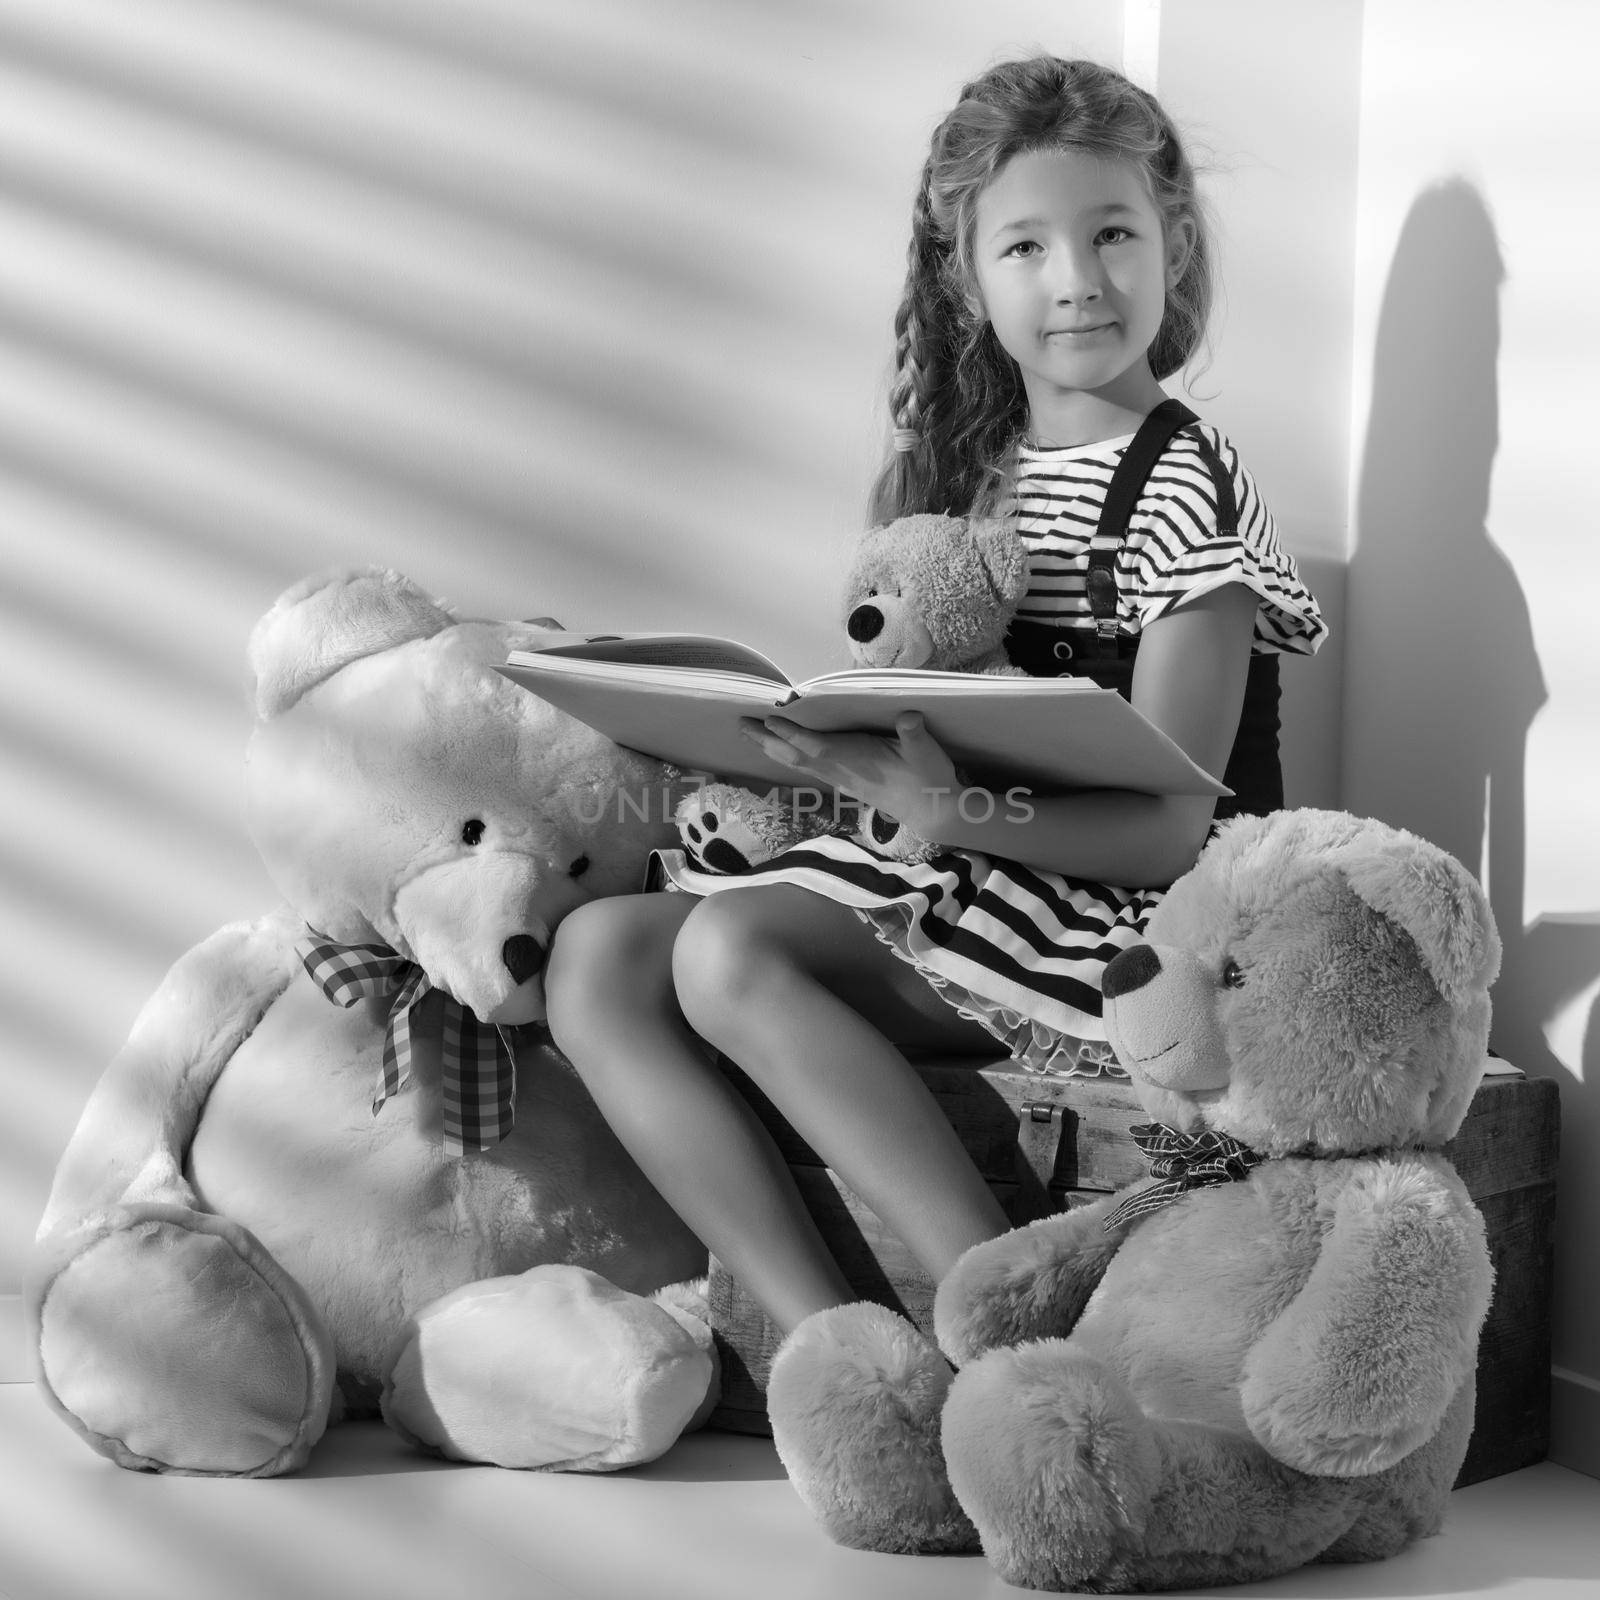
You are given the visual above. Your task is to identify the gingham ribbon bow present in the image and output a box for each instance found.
[1103,1122,1264,1232]
[297,931,516,1158]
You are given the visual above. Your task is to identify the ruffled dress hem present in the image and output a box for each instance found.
[654,846,1128,1081]
[852,897,1126,1079]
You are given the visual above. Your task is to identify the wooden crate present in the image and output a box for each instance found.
[705,1059,1558,1488]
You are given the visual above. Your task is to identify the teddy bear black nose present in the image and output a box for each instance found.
[846,604,884,643]
[1102,944,1161,999]
[502,935,546,984]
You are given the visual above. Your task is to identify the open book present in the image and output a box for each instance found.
[500,632,1229,797]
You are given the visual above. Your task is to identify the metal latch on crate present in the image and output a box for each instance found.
[1012,1099,1070,1220]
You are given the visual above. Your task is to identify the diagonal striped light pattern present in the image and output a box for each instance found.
[0,0,1124,1285]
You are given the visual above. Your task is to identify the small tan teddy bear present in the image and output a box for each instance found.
[843,512,1029,676]
[765,809,1501,1593]
[676,513,1029,870]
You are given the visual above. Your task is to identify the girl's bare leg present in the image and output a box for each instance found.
[546,885,1008,1334]
[669,886,1009,1319]
[546,892,854,1330]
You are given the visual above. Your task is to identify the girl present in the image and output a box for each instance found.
[547,49,1322,1404]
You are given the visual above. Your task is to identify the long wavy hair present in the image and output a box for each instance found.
[868,57,1213,525]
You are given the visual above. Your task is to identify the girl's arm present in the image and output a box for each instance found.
[745,582,1258,888]
[926,582,1257,883]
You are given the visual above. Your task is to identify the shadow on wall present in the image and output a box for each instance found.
[1346,179,1600,1366]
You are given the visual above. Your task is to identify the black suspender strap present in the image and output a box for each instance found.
[1086,397,1198,638]
[1189,431,1239,537]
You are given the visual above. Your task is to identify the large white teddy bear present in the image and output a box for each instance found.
[28,570,715,1478]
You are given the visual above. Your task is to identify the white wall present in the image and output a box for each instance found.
[1342,0,1600,1471]
[0,0,1131,1296]
[1149,0,1361,810]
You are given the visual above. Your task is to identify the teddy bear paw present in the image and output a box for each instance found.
[29,1203,335,1477]
[941,1344,1160,1590]
[381,1264,717,1471]
[766,1302,977,1554]
[934,1207,1115,1365]
[853,804,940,864]
[674,783,798,874]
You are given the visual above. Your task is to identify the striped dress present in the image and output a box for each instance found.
[660,423,1326,1077]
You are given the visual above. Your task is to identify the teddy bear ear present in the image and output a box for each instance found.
[969,516,1030,605]
[249,567,457,718]
[1335,826,1503,1005]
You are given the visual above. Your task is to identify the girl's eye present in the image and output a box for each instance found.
[1221,959,1246,990]
[461,819,486,846]
[1005,239,1041,259]
[1098,226,1132,246]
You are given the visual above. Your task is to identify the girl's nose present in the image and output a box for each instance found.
[1051,244,1103,304]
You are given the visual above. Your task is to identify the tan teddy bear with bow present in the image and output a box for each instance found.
[765,808,1499,1593]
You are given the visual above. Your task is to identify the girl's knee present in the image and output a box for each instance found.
[671,891,806,1042]
[545,896,676,1055]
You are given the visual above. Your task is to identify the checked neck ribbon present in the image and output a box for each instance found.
[1103,1122,1264,1233]
[298,931,516,1158]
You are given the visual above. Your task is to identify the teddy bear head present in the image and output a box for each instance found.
[843,514,1028,672]
[244,569,678,1027]
[1102,809,1501,1159]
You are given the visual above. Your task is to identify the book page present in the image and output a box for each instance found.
[535,633,792,684]
[779,678,1226,797]
[498,663,799,784]
[797,667,1097,694]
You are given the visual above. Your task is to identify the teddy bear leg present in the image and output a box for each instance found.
[1318,1381,1475,1564]
[765,1302,978,1554]
[940,1341,1160,1589]
[942,1344,1365,1592]
[28,1203,335,1477]
[381,1265,719,1471]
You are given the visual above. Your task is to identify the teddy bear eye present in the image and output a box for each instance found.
[568,854,590,878]
[461,819,486,846]
[1221,959,1246,989]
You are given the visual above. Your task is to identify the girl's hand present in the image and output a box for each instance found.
[738,711,960,836]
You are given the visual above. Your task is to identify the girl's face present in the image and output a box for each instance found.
[971,148,1192,431]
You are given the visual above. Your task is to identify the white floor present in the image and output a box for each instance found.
[2,1384,1597,1600]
